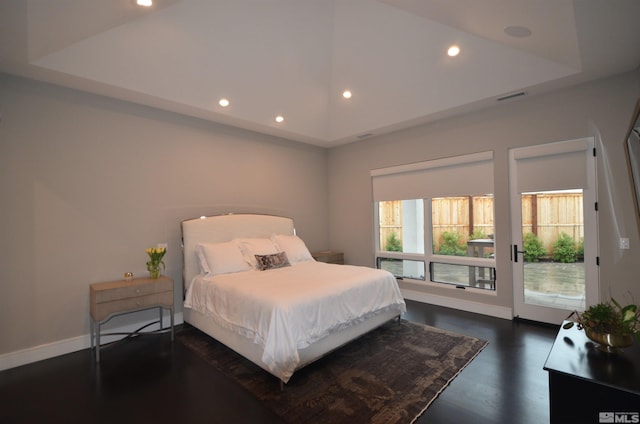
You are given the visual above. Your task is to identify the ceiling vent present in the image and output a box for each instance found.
[497,91,527,102]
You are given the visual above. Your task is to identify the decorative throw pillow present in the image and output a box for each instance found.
[271,234,314,264]
[255,252,291,271]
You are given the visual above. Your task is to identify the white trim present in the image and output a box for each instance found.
[509,137,598,324]
[375,251,425,261]
[401,288,512,320]
[0,313,184,371]
[371,151,493,176]
[511,138,591,160]
[429,254,495,268]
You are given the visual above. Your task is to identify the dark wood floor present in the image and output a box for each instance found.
[0,300,559,423]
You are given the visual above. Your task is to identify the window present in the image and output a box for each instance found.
[372,152,496,290]
[376,199,426,280]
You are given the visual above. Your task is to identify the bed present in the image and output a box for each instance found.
[181,213,406,384]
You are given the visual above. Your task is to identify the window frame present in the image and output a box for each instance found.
[372,152,496,290]
[374,203,427,280]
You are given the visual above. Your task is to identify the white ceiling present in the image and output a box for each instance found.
[1,0,639,147]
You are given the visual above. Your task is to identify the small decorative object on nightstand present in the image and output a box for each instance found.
[145,246,166,279]
[89,274,174,362]
[312,251,344,264]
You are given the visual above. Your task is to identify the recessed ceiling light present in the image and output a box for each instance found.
[504,25,532,38]
[218,98,230,107]
[447,45,460,57]
[137,0,152,6]
[342,90,352,99]
[275,115,284,123]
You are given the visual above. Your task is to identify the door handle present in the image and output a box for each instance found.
[512,244,525,262]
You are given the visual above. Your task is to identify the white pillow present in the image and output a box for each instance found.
[272,234,314,264]
[235,238,280,269]
[196,242,251,276]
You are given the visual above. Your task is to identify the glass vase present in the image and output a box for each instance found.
[148,266,161,279]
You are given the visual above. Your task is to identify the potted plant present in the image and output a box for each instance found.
[570,298,640,353]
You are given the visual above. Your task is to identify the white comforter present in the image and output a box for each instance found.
[184,261,406,382]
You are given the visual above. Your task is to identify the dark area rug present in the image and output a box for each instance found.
[177,319,488,424]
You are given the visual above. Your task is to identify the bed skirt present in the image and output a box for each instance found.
[183,306,401,383]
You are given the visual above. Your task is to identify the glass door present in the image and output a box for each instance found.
[509,139,599,324]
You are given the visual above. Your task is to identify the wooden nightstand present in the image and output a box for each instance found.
[312,251,344,264]
[90,275,174,362]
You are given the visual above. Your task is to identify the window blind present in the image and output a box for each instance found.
[512,139,590,193]
[371,151,494,201]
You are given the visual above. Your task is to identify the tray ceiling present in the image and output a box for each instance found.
[1,0,639,146]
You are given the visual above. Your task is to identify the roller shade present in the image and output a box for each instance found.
[512,139,591,193]
[371,151,494,201]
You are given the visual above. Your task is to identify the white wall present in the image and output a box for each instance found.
[328,70,640,316]
[0,74,329,364]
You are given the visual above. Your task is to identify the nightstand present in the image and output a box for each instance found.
[90,275,174,362]
[312,251,344,264]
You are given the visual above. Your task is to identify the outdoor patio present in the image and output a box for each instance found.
[523,261,585,310]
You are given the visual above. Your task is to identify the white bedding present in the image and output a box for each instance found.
[184,260,406,382]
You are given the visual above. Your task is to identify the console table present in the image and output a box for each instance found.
[90,275,174,362]
[543,320,640,423]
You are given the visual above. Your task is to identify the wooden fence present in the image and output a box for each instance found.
[379,200,403,250]
[431,196,495,251]
[522,193,583,252]
[379,193,582,252]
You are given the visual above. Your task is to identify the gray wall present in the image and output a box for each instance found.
[328,70,640,312]
[2,68,639,364]
[0,74,329,357]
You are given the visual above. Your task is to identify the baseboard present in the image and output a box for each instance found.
[0,312,184,372]
[2,294,511,371]
[401,288,513,320]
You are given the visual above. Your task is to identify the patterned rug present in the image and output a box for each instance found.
[177,319,488,424]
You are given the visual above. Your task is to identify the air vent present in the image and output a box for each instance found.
[357,133,373,139]
[497,91,527,102]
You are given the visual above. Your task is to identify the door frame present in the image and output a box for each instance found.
[509,138,599,324]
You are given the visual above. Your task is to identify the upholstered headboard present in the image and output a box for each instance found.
[180,213,295,293]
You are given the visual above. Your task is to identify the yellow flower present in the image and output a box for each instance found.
[146,247,167,267]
